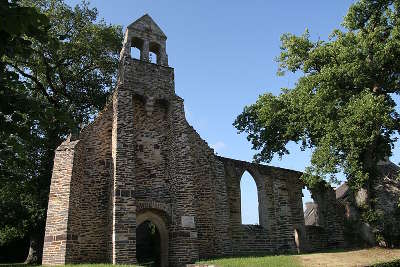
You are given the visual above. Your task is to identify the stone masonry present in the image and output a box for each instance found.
[42,15,345,266]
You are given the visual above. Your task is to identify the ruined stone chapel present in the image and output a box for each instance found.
[42,15,345,267]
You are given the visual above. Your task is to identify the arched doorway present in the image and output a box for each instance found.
[136,211,168,267]
[294,228,301,253]
[136,220,161,266]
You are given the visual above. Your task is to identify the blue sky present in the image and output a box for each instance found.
[66,0,400,224]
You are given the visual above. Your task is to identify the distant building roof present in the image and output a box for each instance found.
[304,202,318,226]
[335,182,349,200]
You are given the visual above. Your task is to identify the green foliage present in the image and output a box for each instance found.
[361,208,381,225]
[0,0,49,58]
[234,0,400,190]
[379,206,400,247]
[0,0,50,247]
[371,259,400,267]
[0,0,122,255]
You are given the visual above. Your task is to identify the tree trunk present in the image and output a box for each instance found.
[24,233,43,264]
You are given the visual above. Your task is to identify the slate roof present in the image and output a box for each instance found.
[335,182,349,200]
[304,202,318,226]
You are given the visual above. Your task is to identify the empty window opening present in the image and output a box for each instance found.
[131,46,141,59]
[302,186,312,211]
[131,37,144,60]
[149,42,161,64]
[303,186,319,226]
[240,171,259,225]
[149,51,157,63]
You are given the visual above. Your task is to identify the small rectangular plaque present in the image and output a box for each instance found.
[181,216,195,228]
[190,231,198,238]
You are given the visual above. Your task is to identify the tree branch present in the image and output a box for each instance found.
[7,62,59,107]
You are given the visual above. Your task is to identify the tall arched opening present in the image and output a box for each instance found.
[136,211,169,267]
[294,228,301,253]
[302,186,320,226]
[240,170,260,225]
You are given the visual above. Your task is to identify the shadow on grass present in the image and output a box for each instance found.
[369,259,400,267]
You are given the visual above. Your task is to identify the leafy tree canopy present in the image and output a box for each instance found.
[0,0,122,262]
[234,0,400,190]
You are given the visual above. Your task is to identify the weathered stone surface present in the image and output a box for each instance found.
[42,14,345,267]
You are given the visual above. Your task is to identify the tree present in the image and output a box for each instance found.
[0,0,122,263]
[0,0,50,263]
[234,0,400,242]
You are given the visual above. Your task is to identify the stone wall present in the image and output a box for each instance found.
[305,226,327,251]
[42,139,78,265]
[42,104,113,265]
[217,157,305,255]
[303,183,345,251]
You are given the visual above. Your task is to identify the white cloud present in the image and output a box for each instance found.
[211,141,227,153]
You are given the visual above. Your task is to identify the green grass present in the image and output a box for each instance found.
[197,255,301,267]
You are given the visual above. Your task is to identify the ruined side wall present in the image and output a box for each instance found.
[42,104,114,265]
[42,139,79,265]
[187,126,217,259]
[287,181,308,252]
[167,97,199,265]
[305,184,345,251]
[65,105,114,263]
[324,190,345,247]
[305,226,327,251]
[186,125,232,259]
[218,157,302,254]
[212,158,233,256]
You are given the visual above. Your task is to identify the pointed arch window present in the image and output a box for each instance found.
[303,186,320,226]
[240,171,259,225]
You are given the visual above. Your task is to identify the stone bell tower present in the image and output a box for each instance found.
[43,14,201,267]
[111,14,199,265]
[120,14,168,65]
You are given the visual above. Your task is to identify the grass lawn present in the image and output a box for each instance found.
[198,248,400,267]
[197,254,301,267]
[2,248,400,267]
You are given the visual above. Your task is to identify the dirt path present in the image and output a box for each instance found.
[295,248,400,267]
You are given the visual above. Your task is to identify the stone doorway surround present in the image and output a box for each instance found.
[137,210,169,267]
